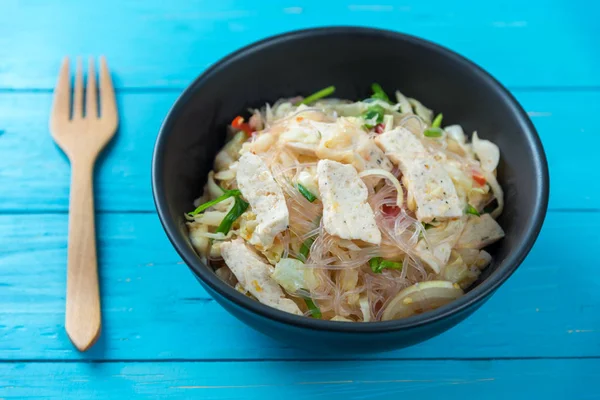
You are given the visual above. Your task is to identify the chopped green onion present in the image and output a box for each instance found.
[369,257,383,271]
[303,296,322,319]
[423,127,443,138]
[466,204,480,216]
[296,86,336,105]
[216,195,249,234]
[431,113,443,128]
[299,237,315,260]
[188,189,241,216]
[370,83,391,103]
[369,257,403,274]
[297,184,317,202]
[380,260,403,270]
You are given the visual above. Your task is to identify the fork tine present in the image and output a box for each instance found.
[72,57,84,120]
[99,56,117,124]
[50,57,71,131]
[86,57,97,118]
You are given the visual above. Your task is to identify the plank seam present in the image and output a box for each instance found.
[1,356,599,363]
[2,86,600,94]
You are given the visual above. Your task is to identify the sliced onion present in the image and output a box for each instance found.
[359,169,404,208]
[359,295,371,322]
[381,281,463,320]
[331,315,353,322]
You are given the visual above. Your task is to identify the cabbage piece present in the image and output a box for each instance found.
[214,167,236,181]
[383,114,394,131]
[271,258,318,293]
[272,101,296,120]
[415,240,452,274]
[272,258,305,293]
[445,124,471,156]
[445,124,466,145]
[324,102,366,117]
[260,237,284,265]
[279,121,321,156]
[238,211,258,242]
[457,214,505,249]
[188,222,210,261]
[394,90,413,114]
[204,171,235,212]
[214,130,247,171]
[439,252,480,289]
[472,132,500,172]
[483,170,504,219]
[339,268,360,306]
[408,98,433,124]
[359,295,371,322]
[456,249,492,270]
[192,210,229,226]
[209,240,223,259]
[297,169,320,200]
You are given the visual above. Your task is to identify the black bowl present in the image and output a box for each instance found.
[152,27,549,353]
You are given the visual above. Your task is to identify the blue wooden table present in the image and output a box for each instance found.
[1,1,599,398]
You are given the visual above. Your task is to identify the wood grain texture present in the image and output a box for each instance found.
[1,359,598,399]
[0,0,599,89]
[1,211,598,360]
[1,1,598,396]
[0,91,598,213]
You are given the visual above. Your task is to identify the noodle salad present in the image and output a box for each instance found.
[186,84,505,322]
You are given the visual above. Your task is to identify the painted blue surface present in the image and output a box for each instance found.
[0,1,598,398]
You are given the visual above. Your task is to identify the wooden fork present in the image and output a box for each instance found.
[49,57,118,351]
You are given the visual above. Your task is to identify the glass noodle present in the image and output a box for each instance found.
[186,84,505,322]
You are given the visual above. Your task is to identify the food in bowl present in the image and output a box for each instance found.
[185,83,505,322]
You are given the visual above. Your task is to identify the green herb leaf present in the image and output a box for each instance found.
[424,127,443,138]
[303,297,322,319]
[370,83,391,103]
[431,113,443,128]
[188,189,241,216]
[297,183,317,202]
[466,204,480,216]
[299,237,315,260]
[422,222,434,230]
[216,195,249,234]
[369,257,403,274]
[362,104,386,127]
[296,86,336,105]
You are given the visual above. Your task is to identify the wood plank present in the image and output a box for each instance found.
[0,90,596,212]
[0,359,596,399]
[0,0,598,89]
[0,211,598,360]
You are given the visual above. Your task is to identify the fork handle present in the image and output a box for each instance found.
[65,158,101,351]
